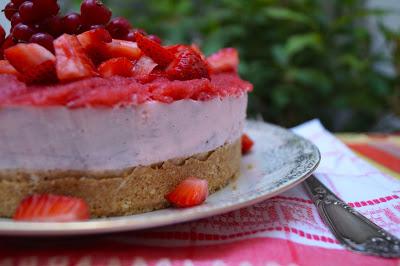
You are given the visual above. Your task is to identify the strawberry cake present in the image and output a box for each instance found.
[0,0,252,219]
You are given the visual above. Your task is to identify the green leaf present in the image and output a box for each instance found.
[287,68,332,94]
[262,7,312,25]
[271,45,289,66]
[284,33,322,59]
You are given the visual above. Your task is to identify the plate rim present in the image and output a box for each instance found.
[0,121,321,236]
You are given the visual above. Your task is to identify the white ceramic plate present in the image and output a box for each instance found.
[0,120,320,236]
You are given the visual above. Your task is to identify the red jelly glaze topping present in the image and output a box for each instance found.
[0,73,252,107]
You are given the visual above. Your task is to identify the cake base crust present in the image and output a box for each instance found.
[0,139,241,218]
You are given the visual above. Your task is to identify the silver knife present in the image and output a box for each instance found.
[304,175,400,258]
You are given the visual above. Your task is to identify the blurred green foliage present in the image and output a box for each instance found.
[68,0,399,131]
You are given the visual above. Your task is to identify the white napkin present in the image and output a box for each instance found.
[284,119,400,248]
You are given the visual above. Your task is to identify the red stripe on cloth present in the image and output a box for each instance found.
[0,237,397,266]
[347,143,400,173]
[135,226,339,244]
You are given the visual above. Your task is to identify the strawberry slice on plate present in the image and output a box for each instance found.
[13,194,90,222]
[135,32,174,67]
[165,177,209,208]
[242,133,254,154]
[77,28,112,64]
[105,39,142,61]
[207,48,239,74]
[54,34,98,82]
[4,43,56,74]
[98,57,134,78]
[0,60,20,76]
[166,47,210,81]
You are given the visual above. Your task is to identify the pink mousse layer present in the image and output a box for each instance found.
[0,95,247,171]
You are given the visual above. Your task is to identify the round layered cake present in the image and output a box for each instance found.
[0,73,251,217]
[0,0,252,219]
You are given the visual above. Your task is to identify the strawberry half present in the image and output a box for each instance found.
[98,57,134,78]
[13,194,90,222]
[165,177,208,208]
[24,60,57,84]
[135,32,174,67]
[207,48,239,74]
[242,134,254,154]
[166,47,210,81]
[105,39,142,61]
[0,60,20,76]
[77,28,112,64]
[54,34,98,82]
[4,43,56,74]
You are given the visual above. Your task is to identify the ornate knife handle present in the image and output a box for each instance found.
[304,175,400,258]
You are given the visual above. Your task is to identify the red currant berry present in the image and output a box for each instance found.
[124,28,146,42]
[34,0,60,18]
[148,34,162,44]
[40,15,63,37]
[0,26,5,44]
[12,23,36,42]
[29,32,54,52]
[106,17,131,39]
[11,12,23,27]
[11,0,27,7]
[19,1,41,23]
[81,0,112,25]
[3,2,18,21]
[88,24,105,30]
[62,13,82,34]
[124,30,135,42]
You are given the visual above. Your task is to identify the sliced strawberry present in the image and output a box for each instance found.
[207,48,239,74]
[105,39,141,60]
[0,36,16,59]
[1,36,15,51]
[0,60,20,76]
[165,177,208,208]
[165,44,188,56]
[13,194,90,222]
[4,43,56,74]
[166,48,210,81]
[190,44,207,61]
[242,134,254,154]
[54,34,98,82]
[135,32,174,67]
[131,55,158,81]
[98,57,134,78]
[24,60,57,84]
[77,28,112,64]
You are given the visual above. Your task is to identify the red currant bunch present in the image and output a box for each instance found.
[1,0,162,54]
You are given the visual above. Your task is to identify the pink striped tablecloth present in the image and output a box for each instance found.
[1,120,400,266]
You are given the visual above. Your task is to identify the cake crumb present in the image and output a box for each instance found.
[247,164,254,170]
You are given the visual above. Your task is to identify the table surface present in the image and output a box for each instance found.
[0,133,399,266]
[337,133,400,180]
